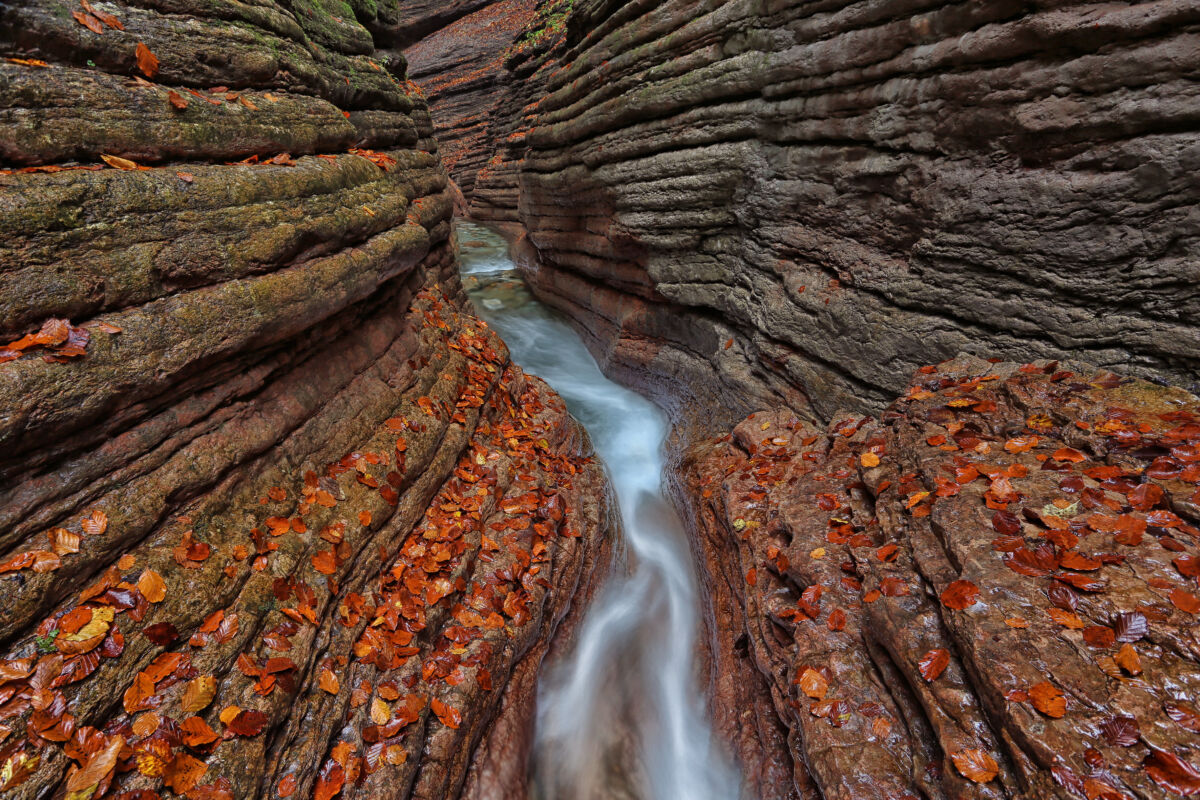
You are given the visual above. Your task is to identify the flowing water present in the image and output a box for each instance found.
[455,221,740,800]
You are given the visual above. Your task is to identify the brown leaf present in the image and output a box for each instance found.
[1100,715,1140,747]
[226,708,268,737]
[1113,611,1148,642]
[319,668,340,695]
[167,89,188,110]
[1083,626,1116,648]
[918,649,950,682]
[1145,748,1200,796]
[135,42,159,78]
[951,748,999,783]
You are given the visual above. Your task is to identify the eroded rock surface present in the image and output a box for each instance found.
[0,4,613,798]
[511,0,1200,423]
[680,356,1200,799]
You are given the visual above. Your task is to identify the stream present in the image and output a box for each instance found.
[455,221,740,800]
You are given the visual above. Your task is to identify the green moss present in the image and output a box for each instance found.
[509,0,574,54]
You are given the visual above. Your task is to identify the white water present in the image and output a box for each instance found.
[455,221,740,800]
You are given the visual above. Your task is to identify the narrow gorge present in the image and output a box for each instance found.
[1,1,1197,799]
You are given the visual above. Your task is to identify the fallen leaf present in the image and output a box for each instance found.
[431,697,462,729]
[167,89,188,110]
[918,649,950,681]
[100,154,138,171]
[181,675,216,713]
[951,748,999,783]
[798,667,828,700]
[1114,643,1142,676]
[138,569,166,603]
[135,42,159,78]
[940,580,980,610]
[1029,681,1066,718]
[180,716,219,747]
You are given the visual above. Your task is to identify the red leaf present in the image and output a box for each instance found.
[918,648,949,681]
[1145,749,1200,795]
[940,580,979,610]
[1100,715,1140,747]
[226,709,268,737]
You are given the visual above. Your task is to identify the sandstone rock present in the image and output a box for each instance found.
[0,4,614,798]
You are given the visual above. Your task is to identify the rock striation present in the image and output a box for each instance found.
[513,0,1200,426]
[428,1,1200,797]
[0,3,614,798]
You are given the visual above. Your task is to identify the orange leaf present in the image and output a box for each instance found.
[312,550,337,575]
[1029,681,1066,718]
[918,649,949,681]
[100,154,139,171]
[167,89,188,110]
[181,675,216,713]
[860,452,880,468]
[951,748,999,783]
[138,569,166,603]
[798,667,828,700]
[135,42,159,78]
[81,509,108,536]
[1114,643,1142,676]
[180,716,219,747]
[278,774,297,797]
[71,9,104,34]
[431,697,462,729]
[319,668,340,695]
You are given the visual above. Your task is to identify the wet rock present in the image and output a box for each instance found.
[679,356,1200,799]
[0,4,614,798]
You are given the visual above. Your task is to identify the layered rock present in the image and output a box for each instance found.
[0,4,613,798]
[512,0,1200,425]
[679,356,1200,800]
[402,0,540,199]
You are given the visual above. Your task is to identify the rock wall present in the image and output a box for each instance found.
[401,0,541,200]
[0,4,614,798]
[480,2,1200,798]
[514,0,1200,429]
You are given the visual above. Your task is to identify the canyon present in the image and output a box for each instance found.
[1,0,1199,799]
